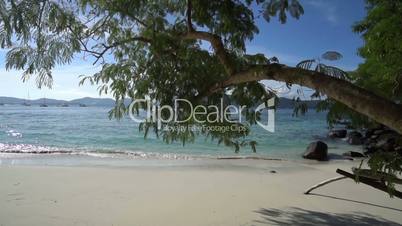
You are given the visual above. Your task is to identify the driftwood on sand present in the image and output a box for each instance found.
[304,168,402,199]
[304,176,347,194]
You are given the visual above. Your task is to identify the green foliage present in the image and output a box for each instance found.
[315,98,376,129]
[0,0,81,88]
[261,0,304,24]
[293,51,348,117]
[353,0,402,101]
[366,152,402,197]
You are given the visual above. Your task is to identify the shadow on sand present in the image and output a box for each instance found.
[254,207,402,226]
[307,193,402,212]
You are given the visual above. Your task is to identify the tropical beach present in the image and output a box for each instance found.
[1,0,402,225]
[1,159,402,226]
[1,105,401,225]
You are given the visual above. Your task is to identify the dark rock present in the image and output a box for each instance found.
[396,147,402,155]
[376,133,399,152]
[303,141,328,161]
[348,136,363,145]
[363,138,372,146]
[363,141,381,155]
[347,131,363,145]
[328,129,347,138]
[348,131,363,138]
[342,151,365,158]
[374,129,384,135]
[363,142,376,150]
[364,129,375,138]
[364,147,378,155]
[381,142,395,152]
[378,132,400,142]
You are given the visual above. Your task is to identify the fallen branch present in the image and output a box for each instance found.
[304,176,347,194]
[336,169,402,199]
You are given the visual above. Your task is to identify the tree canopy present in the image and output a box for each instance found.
[354,0,402,101]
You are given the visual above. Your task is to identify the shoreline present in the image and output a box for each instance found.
[1,159,401,226]
[0,151,356,168]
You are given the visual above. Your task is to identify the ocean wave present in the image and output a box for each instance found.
[5,130,22,138]
[0,143,199,160]
[0,143,71,154]
[0,143,286,161]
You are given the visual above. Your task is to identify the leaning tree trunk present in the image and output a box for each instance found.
[185,31,402,133]
[216,64,402,134]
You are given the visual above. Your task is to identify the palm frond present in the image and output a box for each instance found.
[296,59,315,70]
[319,64,348,79]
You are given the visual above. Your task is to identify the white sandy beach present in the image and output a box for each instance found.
[0,159,401,226]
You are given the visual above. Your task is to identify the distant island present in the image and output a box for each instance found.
[0,97,115,107]
[0,96,319,108]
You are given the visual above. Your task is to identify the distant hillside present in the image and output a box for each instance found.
[0,96,320,108]
[0,96,112,106]
[30,98,68,105]
[0,97,26,105]
[69,97,115,106]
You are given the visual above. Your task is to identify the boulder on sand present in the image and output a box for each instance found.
[347,131,363,145]
[328,129,347,138]
[303,141,328,161]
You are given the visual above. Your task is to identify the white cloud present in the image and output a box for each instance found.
[305,0,339,25]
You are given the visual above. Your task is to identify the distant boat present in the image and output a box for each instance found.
[61,103,69,107]
[79,104,87,107]
[22,102,31,106]
[0,103,4,106]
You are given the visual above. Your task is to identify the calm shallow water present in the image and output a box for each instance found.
[0,105,360,161]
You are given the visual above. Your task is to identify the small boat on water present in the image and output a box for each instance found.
[61,103,69,107]
[0,103,4,106]
[79,104,87,107]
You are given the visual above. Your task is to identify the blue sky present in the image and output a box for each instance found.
[0,0,366,100]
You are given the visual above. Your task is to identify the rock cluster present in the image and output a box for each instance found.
[303,125,401,161]
[362,126,402,155]
[326,125,402,158]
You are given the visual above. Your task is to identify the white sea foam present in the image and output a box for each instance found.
[5,130,22,138]
[0,143,200,160]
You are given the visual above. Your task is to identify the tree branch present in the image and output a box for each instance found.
[187,0,194,32]
[90,37,152,65]
[205,64,402,134]
[183,31,235,76]
[67,23,151,64]
[124,12,148,28]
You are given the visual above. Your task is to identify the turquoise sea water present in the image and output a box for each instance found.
[0,105,360,160]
